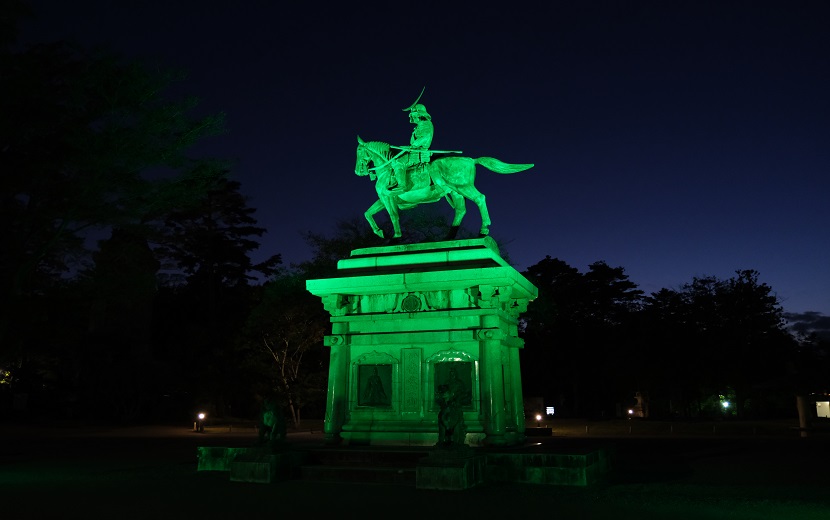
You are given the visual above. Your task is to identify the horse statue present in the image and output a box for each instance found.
[354,136,533,240]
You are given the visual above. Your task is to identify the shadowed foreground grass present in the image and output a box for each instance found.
[1,419,829,520]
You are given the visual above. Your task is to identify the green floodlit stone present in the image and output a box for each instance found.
[309,238,536,300]
[348,236,501,259]
[337,237,506,270]
[310,92,536,447]
[307,238,538,447]
[308,268,535,300]
[196,447,250,471]
[353,89,532,239]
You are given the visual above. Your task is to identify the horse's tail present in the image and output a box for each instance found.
[474,157,534,174]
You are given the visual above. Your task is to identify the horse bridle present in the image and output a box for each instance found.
[359,142,396,176]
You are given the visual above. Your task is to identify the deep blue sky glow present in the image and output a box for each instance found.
[18,1,830,326]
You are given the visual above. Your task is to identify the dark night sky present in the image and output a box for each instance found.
[17,1,830,326]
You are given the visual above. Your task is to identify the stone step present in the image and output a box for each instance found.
[299,464,417,485]
[198,444,612,488]
[297,447,429,486]
[302,447,430,468]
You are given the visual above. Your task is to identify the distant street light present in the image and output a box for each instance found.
[195,412,206,433]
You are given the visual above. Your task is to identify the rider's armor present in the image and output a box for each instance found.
[391,104,434,191]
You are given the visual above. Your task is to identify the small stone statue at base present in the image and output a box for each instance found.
[435,367,470,449]
[257,398,287,449]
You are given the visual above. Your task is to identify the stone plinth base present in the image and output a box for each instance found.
[484,449,612,486]
[416,448,486,490]
[307,238,539,450]
[230,456,279,484]
[197,446,251,471]
[198,446,304,484]
[340,430,488,447]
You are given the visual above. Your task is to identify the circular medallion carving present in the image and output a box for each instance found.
[401,294,421,312]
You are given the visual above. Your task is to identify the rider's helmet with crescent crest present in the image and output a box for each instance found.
[408,104,431,123]
[403,87,431,123]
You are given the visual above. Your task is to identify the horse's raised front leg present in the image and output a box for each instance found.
[364,200,386,238]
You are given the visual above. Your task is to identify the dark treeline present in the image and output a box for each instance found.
[2,25,828,426]
[521,257,829,420]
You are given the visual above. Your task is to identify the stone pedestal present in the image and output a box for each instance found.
[197,446,241,471]
[198,446,303,484]
[416,449,486,490]
[306,238,538,447]
[230,453,281,484]
[484,449,613,486]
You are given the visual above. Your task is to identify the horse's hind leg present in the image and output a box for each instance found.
[445,192,466,239]
[455,185,490,236]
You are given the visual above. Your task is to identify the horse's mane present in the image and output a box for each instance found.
[362,140,391,161]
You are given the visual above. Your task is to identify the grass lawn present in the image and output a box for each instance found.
[1,418,829,519]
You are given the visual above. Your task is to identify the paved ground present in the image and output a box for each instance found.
[2,418,830,519]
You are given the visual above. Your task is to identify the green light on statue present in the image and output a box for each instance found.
[305,90,540,448]
[354,88,533,240]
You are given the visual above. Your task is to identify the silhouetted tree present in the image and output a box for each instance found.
[0,37,226,413]
[80,228,162,422]
[152,177,280,418]
[638,270,794,418]
[716,270,793,417]
[155,176,280,294]
[237,273,329,427]
[521,256,643,417]
[297,217,384,278]
[635,287,700,417]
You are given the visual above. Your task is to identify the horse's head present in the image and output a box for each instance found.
[355,137,391,181]
[355,136,372,178]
